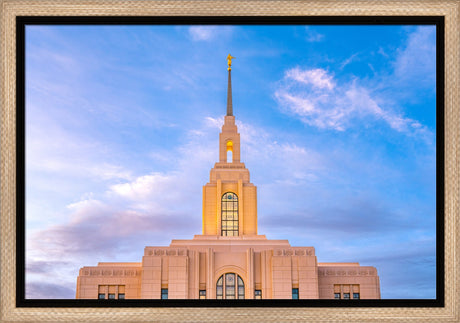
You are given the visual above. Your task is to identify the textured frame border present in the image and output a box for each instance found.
[1,0,459,322]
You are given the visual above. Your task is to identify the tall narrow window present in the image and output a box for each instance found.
[225,273,236,299]
[216,276,224,299]
[237,275,245,299]
[221,192,238,236]
[216,273,244,299]
[226,141,233,163]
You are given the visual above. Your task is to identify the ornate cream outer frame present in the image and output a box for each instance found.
[1,0,459,322]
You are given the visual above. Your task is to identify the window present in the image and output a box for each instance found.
[161,289,168,299]
[225,274,235,299]
[292,288,299,299]
[97,284,125,299]
[334,284,360,300]
[254,290,262,299]
[237,276,245,299]
[216,273,244,299]
[199,290,206,299]
[216,276,223,299]
[226,141,233,163]
[221,192,238,236]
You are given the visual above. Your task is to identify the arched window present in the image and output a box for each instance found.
[221,192,238,236]
[216,273,244,299]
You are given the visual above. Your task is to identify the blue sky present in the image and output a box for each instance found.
[25,24,436,299]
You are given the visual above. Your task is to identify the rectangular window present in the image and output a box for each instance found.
[98,285,125,299]
[292,288,299,299]
[199,290,206,299]
[161,289,168,299]
[334,284,360,300]
[254,290,262,299]
[221,193,239,237]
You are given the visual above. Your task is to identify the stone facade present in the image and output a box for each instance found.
[76,66,380,300]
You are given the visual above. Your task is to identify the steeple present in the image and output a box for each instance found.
[226,54,235,116]
[219,55,240,164]
[201,54,258,237]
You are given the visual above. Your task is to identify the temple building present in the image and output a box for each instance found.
[76,55,381,300]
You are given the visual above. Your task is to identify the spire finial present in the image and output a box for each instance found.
[227,54,235,71]
[226,54,234,116]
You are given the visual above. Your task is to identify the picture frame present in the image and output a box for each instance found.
[1,0,459,321]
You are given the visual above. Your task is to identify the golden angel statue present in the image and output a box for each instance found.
[227,54,235,69]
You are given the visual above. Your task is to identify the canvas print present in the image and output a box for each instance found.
[24,24,436,300]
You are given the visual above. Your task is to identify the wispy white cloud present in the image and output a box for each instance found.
[189,26,215,41]
[285,67,335,90]
[394,26,436,83]
[204,116,224,129]
[26,115,134,181]
[378,46,389,58]
[305,27,324,42]
[188,26,234,41]
[275,67,431,135]
[108,172,186,212]
[340,52,360,70]
[274,26,436,137]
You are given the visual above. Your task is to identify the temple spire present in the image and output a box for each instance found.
[226,54,235,116]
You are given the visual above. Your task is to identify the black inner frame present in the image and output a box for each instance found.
[15,15,445,308]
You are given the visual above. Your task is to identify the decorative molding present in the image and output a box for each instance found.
[83,268,142,277]
[318,268,376,277]
[273,248,315,256]
[145,248,189,257]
